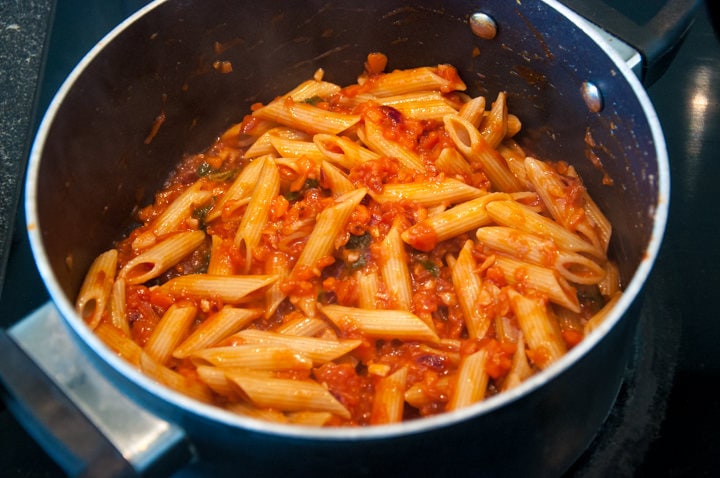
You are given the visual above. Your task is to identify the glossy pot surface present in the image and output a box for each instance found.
[23,0,669,475]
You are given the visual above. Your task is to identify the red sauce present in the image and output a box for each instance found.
[83,56,617,427]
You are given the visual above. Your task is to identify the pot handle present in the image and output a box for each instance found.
[561,0,703,84]
[0,302,193,477]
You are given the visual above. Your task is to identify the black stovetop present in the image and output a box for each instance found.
[1,1,719,476]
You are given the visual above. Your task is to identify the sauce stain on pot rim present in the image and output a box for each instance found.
[23,0,670,442]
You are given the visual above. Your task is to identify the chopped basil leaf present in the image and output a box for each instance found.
[346,232,371,250]
[303,95,324,105]
[283,178,320,202]
[197,161,237,182]
[197,161,214,177]
[284,190,301,201]
[348,254,367,271]
[419,258,440,277]
[207,168,238,182]
[192,202,214,230]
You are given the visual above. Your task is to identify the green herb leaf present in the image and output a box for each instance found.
[346,232,371,250]
[196,161,214,177]
[192,202,214,230]
[419,258,440,277]
[206,168,238,182]
[348,254,367,271]
[303,95,324,106]
[284,190,301,202]
[304,178,319,190]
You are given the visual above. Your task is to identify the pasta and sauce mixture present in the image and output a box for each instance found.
[77,53,621,427]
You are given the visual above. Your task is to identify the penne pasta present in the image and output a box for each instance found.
[80,55,621,427]
[501,333,532,391]
[76,249,118,330]
[448,240,490,339]
[231,329,362,364]
[196,365,242,399]
[275,316,329,337]
[244,128,309,159]
[475,226,605,285]
[497,139,530,187]
[110,278,130,336]
[371,367,408,424]
[153,179,213,236]
[598,261,622,298]
[226,371,351,419]
[507,288,567,369]
[566,165,612,253]
[207,235,234,276]
[485,200,605,260]
[447,348,489,410]
[95,322,143,366]
[404,376,451,410]
[584,291,622,335]
[138,352,214,403]
[355,270,381,309]
[524,156,605,254]
[206,154,268,221]
[320,304,439,343]
[434,146,473,178]
[458,95,486,128]
[314,133,380,170]
[234,157,280,267]
[444,114,524,193]
[493,255,580,313]
[264,251,291,318]
[360,65,467,96]
[190,345,313,370]
[380,222,413,310]
[359,120,425,171]
[284,77,341,102]
[119,230,206,285]
[372,91,459,120]
[144,302,197,364]
[479,92,508,149]
[253,97,360,135]
[291,188,366,278]
[96,323,213,403]
[369,178,483,207]
[159,274,278,303]
[173,306,262,358]
[286,411,334,427]
[320,161,355,197]
[401,192,509,251]
[269,136,325,161]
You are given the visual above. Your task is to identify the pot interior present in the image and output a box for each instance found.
[31,0,662,303]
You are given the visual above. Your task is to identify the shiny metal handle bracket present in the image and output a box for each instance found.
[562,0,702,84]
[0,303,192,477]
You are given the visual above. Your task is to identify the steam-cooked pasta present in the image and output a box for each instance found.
[78,53,619,426]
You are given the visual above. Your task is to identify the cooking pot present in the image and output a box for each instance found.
[0,0,698,476]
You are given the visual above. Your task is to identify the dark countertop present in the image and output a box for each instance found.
[0,1,52,293]
[1,1,719,476]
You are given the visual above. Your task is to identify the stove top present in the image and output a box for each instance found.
[2,1,719,476]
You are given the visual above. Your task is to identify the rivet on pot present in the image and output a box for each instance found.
[581,81,604,113]
[470,12,497,40]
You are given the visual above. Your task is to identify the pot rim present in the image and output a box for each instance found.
[24,0,669,441]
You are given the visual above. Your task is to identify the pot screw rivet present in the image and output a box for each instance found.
[470,12,497,40]
[581,81,604,113]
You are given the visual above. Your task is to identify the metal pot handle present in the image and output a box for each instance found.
[561,0,702,83]
[0,303,193,477]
